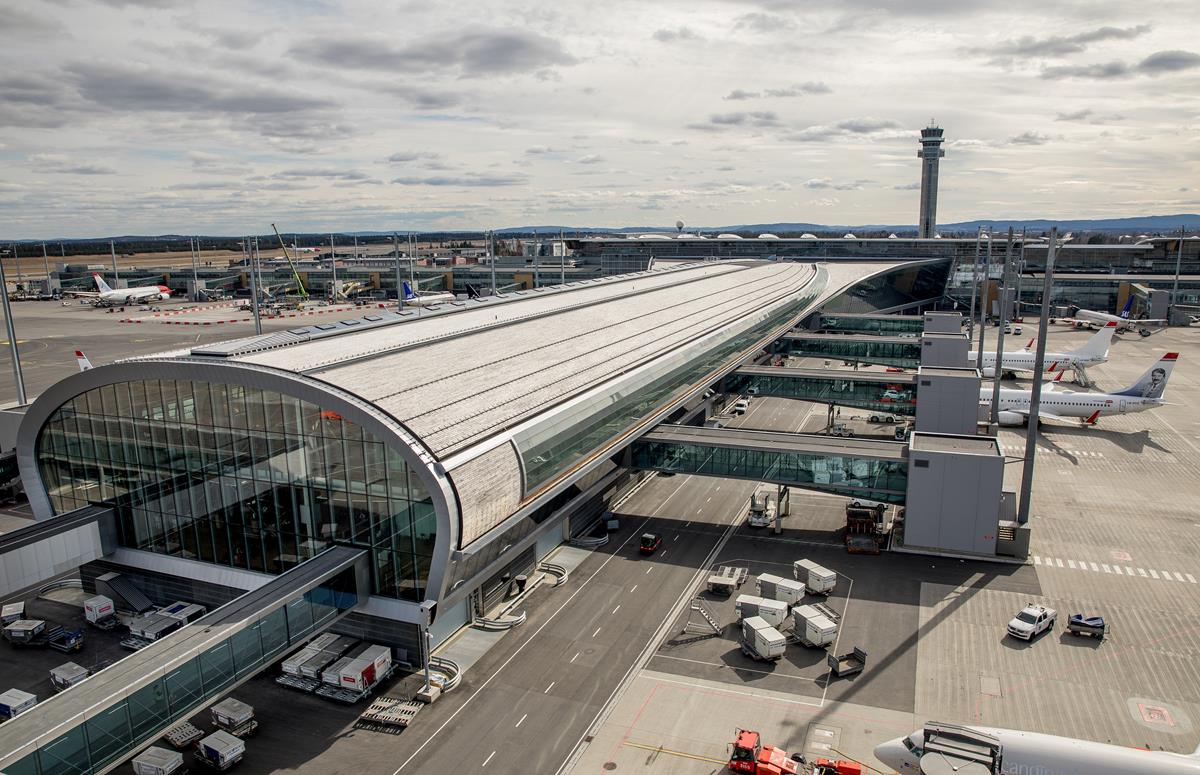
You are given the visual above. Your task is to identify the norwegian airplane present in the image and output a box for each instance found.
[66,274,172,306]
[971,322,1116,378]
[980,351,1178,426]
[876,724,1200,775]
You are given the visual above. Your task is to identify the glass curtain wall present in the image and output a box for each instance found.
[35,380,435,601]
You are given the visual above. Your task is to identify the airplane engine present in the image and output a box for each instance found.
[158,292,170,301]
[997,411,1025,427]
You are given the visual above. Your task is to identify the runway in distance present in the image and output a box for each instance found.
[971,322,1116,378]
[981,352,1178,426]
[875,724,1200,774]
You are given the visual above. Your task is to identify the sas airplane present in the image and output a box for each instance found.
[970,322,1116,378]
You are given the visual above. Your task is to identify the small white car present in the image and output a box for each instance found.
[1013,325,1023,335]
[1007,604,1057,640]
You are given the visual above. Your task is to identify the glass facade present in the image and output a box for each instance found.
[783,336,923,369]
[819,314,924,336]
[727,372,917,416]
[5,577,354,775]
[631,436,908,504]
[35,380,435,601]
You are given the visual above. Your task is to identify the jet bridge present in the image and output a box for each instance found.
[0,545,368,775]
[781,332,922,369]
[728,366,917,416]
[631,425,908,504]
[818,313,924,336]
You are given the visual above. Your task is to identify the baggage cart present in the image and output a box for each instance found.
[706,566,748,596]
[827,647,867,677]
[0,688,37,719]
[211,697,258,737]
[1065,613,1108,640]
[195,730,245,771]
[3,619,46,644]
[1,601,24,625]
[132,746,185,775]
[163,721,204,749]
[50,661,90,692]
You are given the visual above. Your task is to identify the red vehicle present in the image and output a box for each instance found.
[728,729,799,774]
[639,532,662,554]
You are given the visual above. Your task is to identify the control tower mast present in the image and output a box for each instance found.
[917,122,946,239]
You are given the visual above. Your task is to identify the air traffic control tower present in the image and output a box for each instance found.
[917,123,946,239]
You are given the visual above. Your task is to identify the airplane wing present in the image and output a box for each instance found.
[61,289,99,297]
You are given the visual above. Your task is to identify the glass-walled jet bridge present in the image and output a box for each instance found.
[818,313,924,336]
[727,366,917,416]
[0,546,366,775]
[781,333,923,369]
[631,426,908,504]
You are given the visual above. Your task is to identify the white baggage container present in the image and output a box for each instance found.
[3,619,45,643]
[210,697,255,730]
[281,646,321,676]
[755,573,805,606]
[321,656,354,686]
[1,601,24,625]
[298,649,338,679]
[83,595,114,624]
[793,559,837,594]
[734,594,787,627]
[0,688,37,719]
[50,662,90,691]
[132,746,184,775]
[793,604,838,647]
[307,632,339,652]
[160,602,206,625]
[128,614,180,641]
[196,730,245,769]
[740,616,786,661]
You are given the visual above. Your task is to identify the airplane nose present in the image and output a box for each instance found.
[873,739,910,770]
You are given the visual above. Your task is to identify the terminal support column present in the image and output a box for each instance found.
[1017,227,1059,525]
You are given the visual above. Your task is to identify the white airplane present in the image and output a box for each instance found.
[876,724,1200,774]
[1067,296,1165,334]
[981,351,1178,426]
[971,322,1116,378]
[64,274,172,306]
[292,245,320,254]
[400,281,455,307]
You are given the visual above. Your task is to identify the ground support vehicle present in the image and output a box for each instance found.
[0,688,37,719]
[1066,614,1108,640]
[49,662,90,692]
[728,729,801,774]
[639,532,663,554]
[162,721,204,749]
[211,697,258,737]
[827,647,867,677]
[82,595,118,630]
[706,565,748,595]
[132,746,185,775]
[1007,604,1057,641]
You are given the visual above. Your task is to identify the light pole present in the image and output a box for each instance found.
[247,237,262,335]
[0,252,27,404]
[1170,225,1184,324]
[989,228,1014,426]
[1017,227,1059,525]
[393,234,404,310]
[967,227,981,341]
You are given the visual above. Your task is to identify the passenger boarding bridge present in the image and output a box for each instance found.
[818,313,925,336]
[728,366,917,416]
[631,426,909,504]
[781,333,923,369]
[0,546,367,775]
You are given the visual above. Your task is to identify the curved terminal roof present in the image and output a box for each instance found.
[117,259,894,547]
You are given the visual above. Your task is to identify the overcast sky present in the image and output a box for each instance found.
[1,0,1198,238]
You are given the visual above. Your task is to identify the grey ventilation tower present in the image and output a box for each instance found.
[917,122,946,238]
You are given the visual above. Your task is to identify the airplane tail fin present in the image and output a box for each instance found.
[465,283,480,300]
[75,350,93,372]
[1112,353,1179,399]
[1071,321,1117,361]
[93,274,113,294]
[401,281,417,300]
[1119,296,1134,319]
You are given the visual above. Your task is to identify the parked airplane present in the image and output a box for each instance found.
[980,352,1177,426]
[64,274,172,306]
[971,322,1116,378]
[400,281,455,307]
[1066,296,1165,334]
[876,724,1200,774]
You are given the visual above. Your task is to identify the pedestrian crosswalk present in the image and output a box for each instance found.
[1000,445,1105,459]
[1033,555,1197,583]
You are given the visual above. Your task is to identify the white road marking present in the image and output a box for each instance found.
[673,535,679,541]
[591,626,602,637]
[1188,574,1198,584]
[1101,564,1111,573]
[1067,559,1077,569]
[1033,556,1042,565]
[1114,565,1124,575]
[482,751,496,767]
[629,585,637,593]
[544,681,555,694]
[1035,557,1197,584]
[695,507,703,515]
[1138,568,1149,577]
[611,605,621,615]
[1056,558,1064,568]
[1089,562,1100,572]
[651,653,822,682]
[660,550,667,558]
[1175,572,1186,582]
[645,567,653,574]
[515,713,528,728]
[706,497,712,503]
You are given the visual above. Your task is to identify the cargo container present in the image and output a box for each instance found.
[1,601,24,625]
[83,595,115,625]
[0,688,37,719]
[740,616,786,662]
[336,645,392,692]
[755,573,805,607]
[793,559,837,595]
[281,646,319,676]
[132,746,184,775]
[128,614,181,641]
[50,662,90,692]
[793,604,838,647]
[211,697,257,737]
[321,656,354,686]
[298,649,338,679]
[195,730,245,770]
[734,595,787,628]
[3,619,46,644]
[306,632,340,652]
[160,602,207,626]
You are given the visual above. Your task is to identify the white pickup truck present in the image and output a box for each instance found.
[1007,604,1057,641]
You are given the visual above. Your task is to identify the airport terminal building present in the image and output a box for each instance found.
[17,259,938,653]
